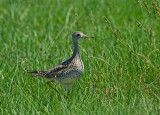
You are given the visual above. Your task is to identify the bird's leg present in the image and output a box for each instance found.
[65,84,73,100]
[66,89,70,100]
[46,81,62,101]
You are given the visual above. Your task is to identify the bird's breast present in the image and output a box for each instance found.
[53,67,83,84]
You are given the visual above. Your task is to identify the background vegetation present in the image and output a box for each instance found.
[0,0,160,114]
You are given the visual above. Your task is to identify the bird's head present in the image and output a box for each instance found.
[72,31,94,41]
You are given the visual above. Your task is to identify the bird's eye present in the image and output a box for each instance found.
[77,34,80,36]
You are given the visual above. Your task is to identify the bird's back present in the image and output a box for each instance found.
[48,54,84,84]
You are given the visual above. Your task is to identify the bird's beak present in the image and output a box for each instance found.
[83,35,94,38]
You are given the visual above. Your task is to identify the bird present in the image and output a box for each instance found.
[26,31,94,99]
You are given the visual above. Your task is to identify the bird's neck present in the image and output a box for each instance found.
[72,40,80,58]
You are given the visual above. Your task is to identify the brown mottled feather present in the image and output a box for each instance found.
[26,31,93,93]
[26,58,72,77]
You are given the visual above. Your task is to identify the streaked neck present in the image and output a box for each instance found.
[72,40,80,58]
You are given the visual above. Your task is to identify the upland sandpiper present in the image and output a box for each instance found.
[26,31,94,98]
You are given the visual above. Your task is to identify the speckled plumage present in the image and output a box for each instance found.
[26,31,94,97]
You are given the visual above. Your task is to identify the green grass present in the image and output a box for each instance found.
[0,0,160,114]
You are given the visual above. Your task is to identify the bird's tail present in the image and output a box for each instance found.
[26,70,47,77]
[26,70,39,73]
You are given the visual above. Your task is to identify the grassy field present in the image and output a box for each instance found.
[0,0,160,114]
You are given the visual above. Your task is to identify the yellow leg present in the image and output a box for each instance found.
[65,84,73,101]
[46,81,62,101]
[66,89,70,100]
